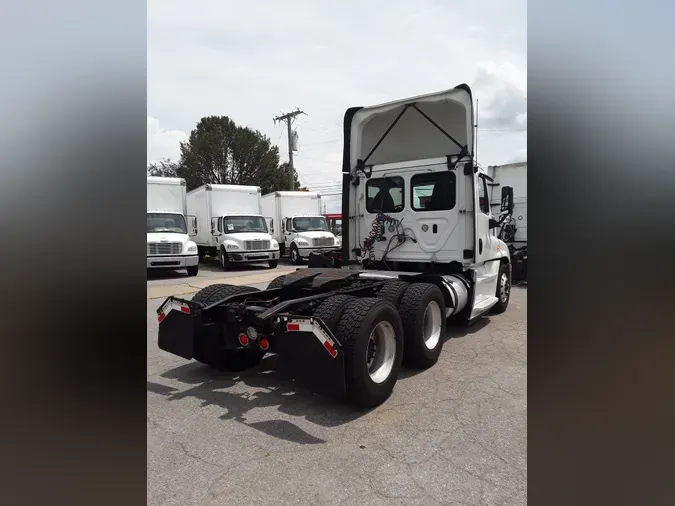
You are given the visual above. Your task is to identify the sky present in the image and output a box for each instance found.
[148,0,527,213]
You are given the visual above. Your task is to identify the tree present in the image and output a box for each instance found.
[259,162,303,194]
[148,158,180,177]
[176,115,288,192]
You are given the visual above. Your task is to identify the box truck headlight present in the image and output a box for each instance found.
[296,239,309,246]
[271,240,279,249]
[226,243,240,250]
[187,244,197,253]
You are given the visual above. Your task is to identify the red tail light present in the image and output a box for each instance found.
[238,333,249,346]
[259,337,270,351]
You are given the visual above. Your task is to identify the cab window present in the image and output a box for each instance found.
[366,176,404,213]
[411,172,456,211]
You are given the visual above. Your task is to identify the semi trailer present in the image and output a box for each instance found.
[147,176,199,276]
[261,191,339,264]
[157,85,514,408]
[187,184,280,270]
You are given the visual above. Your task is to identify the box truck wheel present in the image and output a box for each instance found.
[218,246,230,271]
[399,283,446,369]
[333,298,404,408]
[268,259,278,269]
[191,285,265,370]
[490,262,511,314]
[290,244,302,265]
[186,265,199,277]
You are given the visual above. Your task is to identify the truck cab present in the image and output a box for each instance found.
[147,177,199,276]
[281,214,338,264]
[210,213,280,269]
[342,84,512,319]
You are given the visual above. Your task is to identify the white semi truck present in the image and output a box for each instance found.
[187,184,280,270]
[488,162,527,281]
[261,191,338,264]
[157,84,517,408]
[147,176,199,276]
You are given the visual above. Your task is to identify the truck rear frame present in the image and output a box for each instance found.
[157,267,486,407]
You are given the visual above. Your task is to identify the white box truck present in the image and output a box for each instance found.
[488,162,527,280]
[147,176,199,276]
[187,184,280,270]
[261,191,338,264]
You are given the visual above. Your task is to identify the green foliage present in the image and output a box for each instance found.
[147,158,180,178]
[146,115,303,193]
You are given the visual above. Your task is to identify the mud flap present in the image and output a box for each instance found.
[157,298,202,360]
[274,323,346,399]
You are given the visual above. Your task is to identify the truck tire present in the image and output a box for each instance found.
[192,285,266,371]
[290,244,302,265]
[311,295,357,332]
[268,259,278,269]
[192,284,258,304]
[490,262,511,314]
[186,265,199,277]
[399,283,446,369]
[375,280,410,308]
[218,246,230,271]
[267,274,287,289]
[334,298,404,408]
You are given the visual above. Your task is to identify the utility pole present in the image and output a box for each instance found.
[274,108,306,190]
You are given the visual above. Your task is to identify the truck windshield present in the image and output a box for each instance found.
[293,216,329,232]
[147,213,187,234]
[223,216,268,233]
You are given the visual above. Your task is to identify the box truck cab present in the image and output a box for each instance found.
[187,184,280,270]
[261,191,338,265]
[147,176,199,276]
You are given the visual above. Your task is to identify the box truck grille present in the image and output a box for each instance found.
[245,240,270,251]
[313,237,334,247]
[147,242,182,255]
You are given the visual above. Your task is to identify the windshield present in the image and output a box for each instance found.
[147,213,187,234]
[292,216,329,232]
[223,215,268,233]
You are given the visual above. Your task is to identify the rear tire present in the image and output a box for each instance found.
[399,283,446,369]
[312,295,357,331]
[268,259,278,269]
[186,265,199,277]
[490,263,511,314]
[334,298,404,408]
[376,280,410,308]
[191,285,265,371]
[267,274,287,289]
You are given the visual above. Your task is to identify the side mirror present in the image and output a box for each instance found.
[187,215,198,237]
[501,186,514,215]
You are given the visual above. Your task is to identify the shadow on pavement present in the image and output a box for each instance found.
[398,317,491,380]
[148,355,369,445]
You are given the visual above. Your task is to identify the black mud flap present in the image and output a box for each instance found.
[275,330,346,400]
[157,298,202,360]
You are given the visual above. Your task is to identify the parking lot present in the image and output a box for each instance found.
[147,259,527,506]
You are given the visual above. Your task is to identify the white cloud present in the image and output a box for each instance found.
[508,148,527,163]
[147,116,187,164]
[148,0,526,178]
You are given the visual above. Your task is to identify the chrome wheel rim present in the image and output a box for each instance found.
[499,273,510,303]
[366,321,396,384]
[291,249,298,262]
[422,300,442,350]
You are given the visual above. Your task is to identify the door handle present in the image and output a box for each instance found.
[479,238,483,254]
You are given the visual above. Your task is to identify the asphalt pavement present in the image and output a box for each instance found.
[147,261,527,506]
